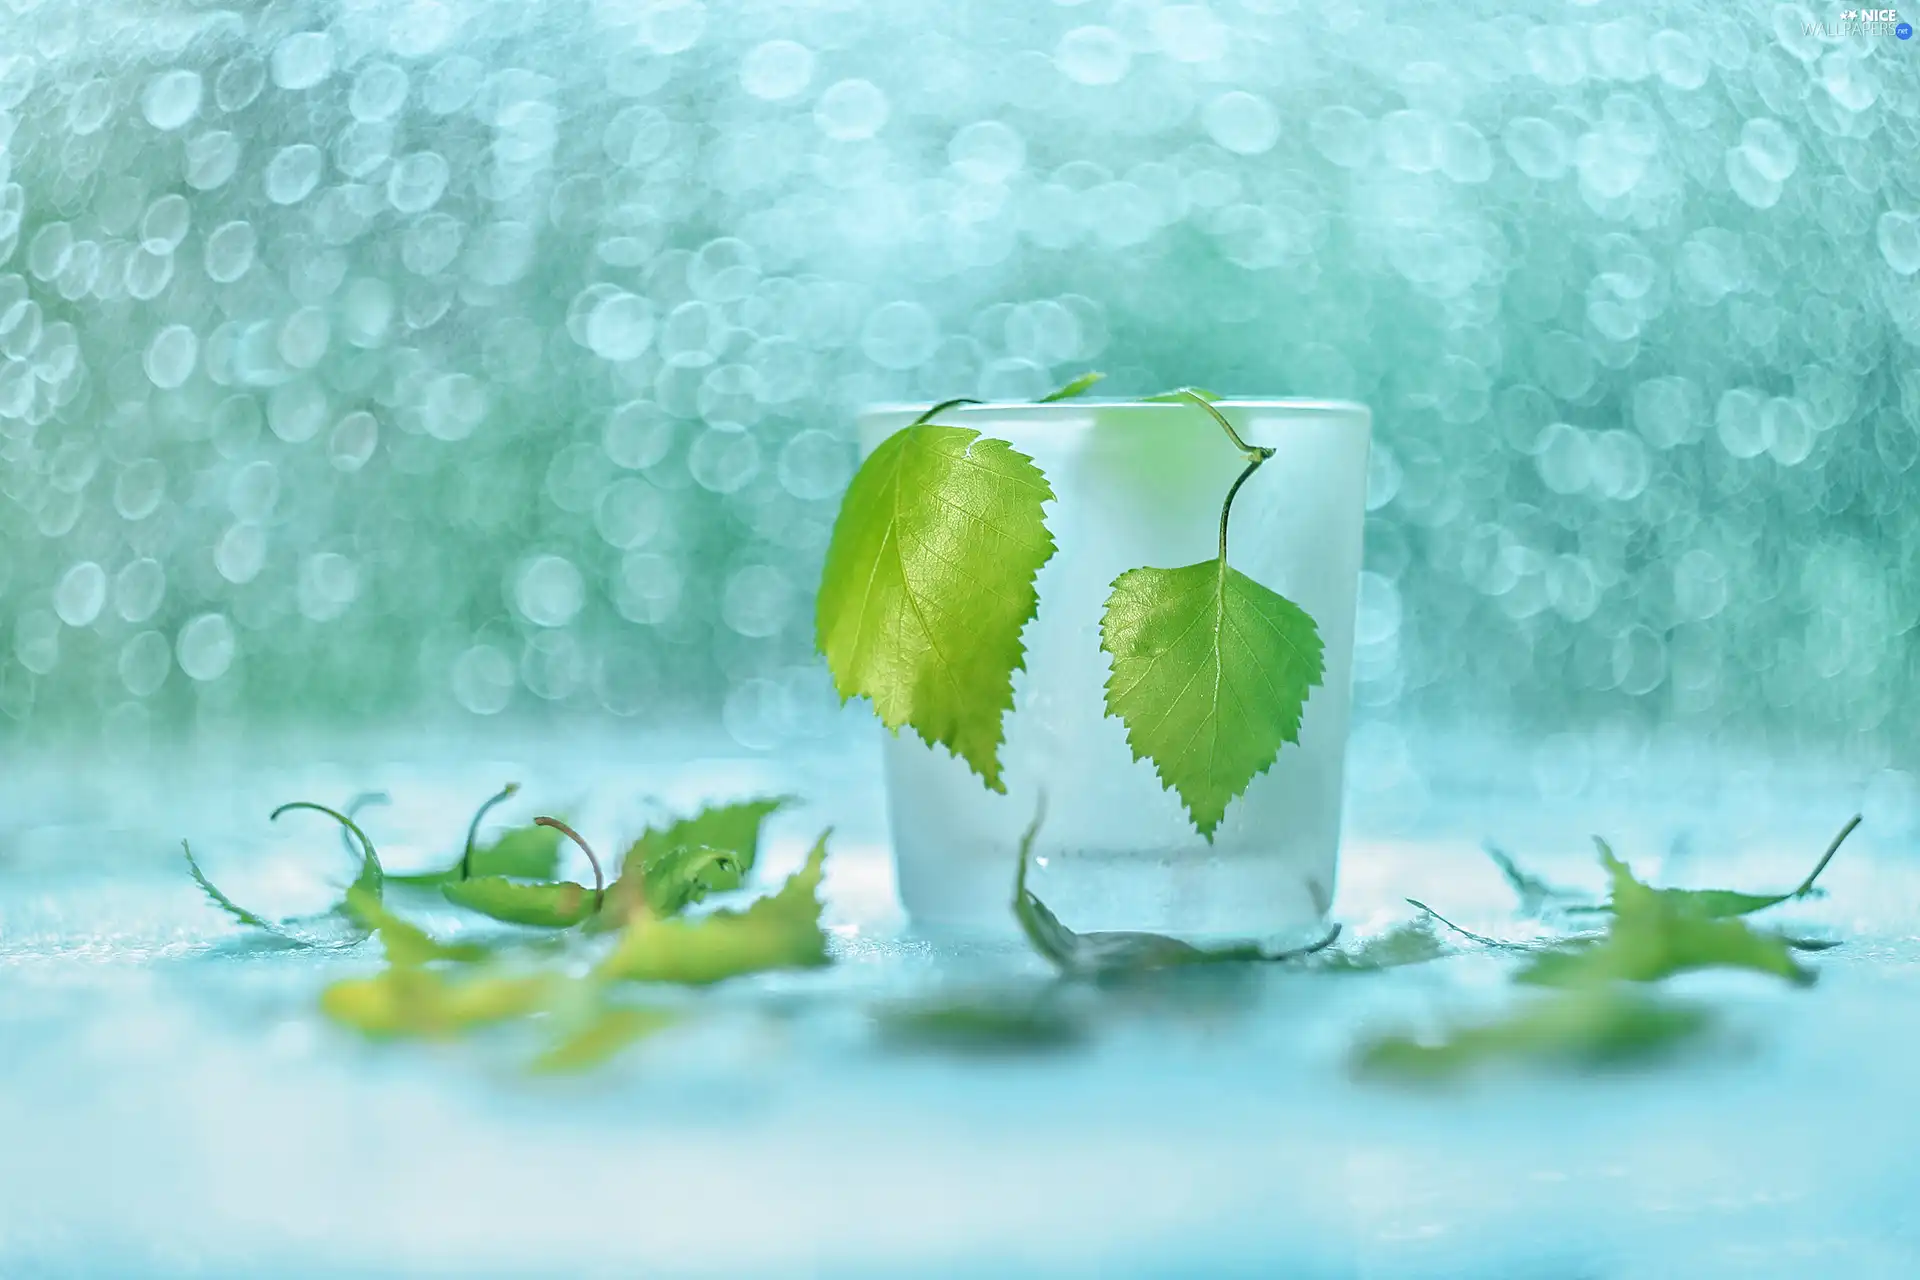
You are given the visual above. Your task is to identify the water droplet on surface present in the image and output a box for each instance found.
[687,425,761,493]
[144,324,199,389]
[271,32,335,91]
[949,121,1026,184]
[594,478,665,549]
[350,61,409,123]
[1504,117,1569,180]
[176,613,237,682]
[586,292,656,362]
[54,561,107,627]
[1056,26,1130,86]
[740,39,813,101]
[114,559,166,623]
[1202,91,1280,156]
[268,380,328,443]
[1877,213,1920,276]
[298,553,359,622]
[861,301,938,370]
[119,631,171,697]
[777,430,850,501]
[387,151,450,213]
[265,144,323,205]
[329,411,379,471]
[451,644,514,715]
[184,130,241,191]
[142,69,202,131]
[814,79,889,141]
[722,565,793,638]
[515,555,585,627]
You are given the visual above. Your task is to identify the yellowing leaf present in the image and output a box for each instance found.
[816,416,1055,791]
[531,1006,677,1073]
[1100,560,1323,838]
[344,884,492,966]
[599,833,831,985]
[441,876,598,928]
[320,968,549,1039]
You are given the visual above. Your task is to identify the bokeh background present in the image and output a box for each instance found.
[0,0,1916,796]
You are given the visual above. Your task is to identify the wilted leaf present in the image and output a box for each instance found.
[531,1006,678,1073]
[1012,812,1338,977]
[320,968,550,1039]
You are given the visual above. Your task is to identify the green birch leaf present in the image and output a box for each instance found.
[598,832,832,986]
[640,846,745,916]
[441,876,598,928]
[390,825,563,887]
[595,797,787,927]
[1100,560,1323,838]
[816,419,1055,791]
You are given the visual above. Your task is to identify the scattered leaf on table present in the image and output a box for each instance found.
[1313,917,1451,973]
[1100,560,1323,839]
[1354,988,1715,1080]
[442,876,598,928]
[1012,814,1338,977]
[1037,370,1104,402]
[320,968,550,1039]
[183,841,283,935]
[1514,842,1815,988]
[1630,815,1860,921]
[641,846,745,916]
[599,833,832,985]
[815,412,1056,793]
[344,884,491,966]
[389,784,564,886]
[183,801,387,948]
[531,1006,678,1073]
[596,796,788,926]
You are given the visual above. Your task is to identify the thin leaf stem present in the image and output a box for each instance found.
[1175,389,1275,565]
[460,782,520,881]
[1792,813,1862,899]
[535,817,605,913]
[270,800,383,885]
[912,398,981,426]
[1218,452,1266,564]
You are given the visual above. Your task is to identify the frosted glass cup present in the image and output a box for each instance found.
[858,399,1372,946]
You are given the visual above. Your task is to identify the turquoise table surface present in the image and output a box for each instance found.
[2,727,1916,1278]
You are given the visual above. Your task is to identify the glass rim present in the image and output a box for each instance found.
[858,397,1370,417]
